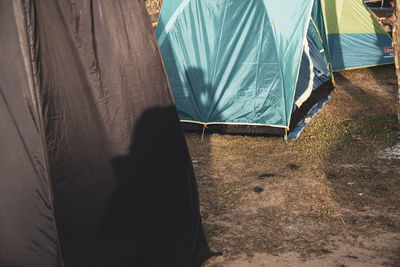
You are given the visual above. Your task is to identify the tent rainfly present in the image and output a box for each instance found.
[0,0,210,266]
[156,0,394,136]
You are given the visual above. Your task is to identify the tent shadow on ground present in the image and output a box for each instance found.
[335,71,396,112]
[368,64,398,98]
[320,69,400,264]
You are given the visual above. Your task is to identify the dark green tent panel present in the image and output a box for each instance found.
[0,0,210,266]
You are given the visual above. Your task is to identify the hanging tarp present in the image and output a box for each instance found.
[0,0,210,266]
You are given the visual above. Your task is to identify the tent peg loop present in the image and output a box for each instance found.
[201,124,207,143]
[284,129,289,143]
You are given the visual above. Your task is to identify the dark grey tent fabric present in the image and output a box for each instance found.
[0,0,210,266]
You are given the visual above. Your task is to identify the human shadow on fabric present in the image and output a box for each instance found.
[103,106,210,266]
[184,67,211,123]
[158,33,218,133]
[176,67,283,136]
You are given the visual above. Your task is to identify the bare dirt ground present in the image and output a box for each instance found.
[186,65,400,267]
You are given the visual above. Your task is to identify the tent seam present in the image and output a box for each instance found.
[253,13,266,121]
[295,37,315,108]
[286,1,316,129]
[208,2,228,122]
[157,0,191,47]
[310,17,335,79]
[263,7,287,127]
[14,0,65,264]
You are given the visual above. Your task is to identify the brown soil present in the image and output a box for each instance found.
[185,65,400,267]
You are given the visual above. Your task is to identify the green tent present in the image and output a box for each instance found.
[156,0,393,136]
[322,0,394,71]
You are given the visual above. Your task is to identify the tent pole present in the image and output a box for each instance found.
[394,0,400,123]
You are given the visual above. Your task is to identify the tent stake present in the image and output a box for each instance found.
[284,129,289,143]
[201,124,207,143]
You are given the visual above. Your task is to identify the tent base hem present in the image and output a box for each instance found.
[180,80,334,137]
[289,79,334,131]
[181,122,286,136]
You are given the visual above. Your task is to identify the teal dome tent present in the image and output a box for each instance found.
[156,0,393,136]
